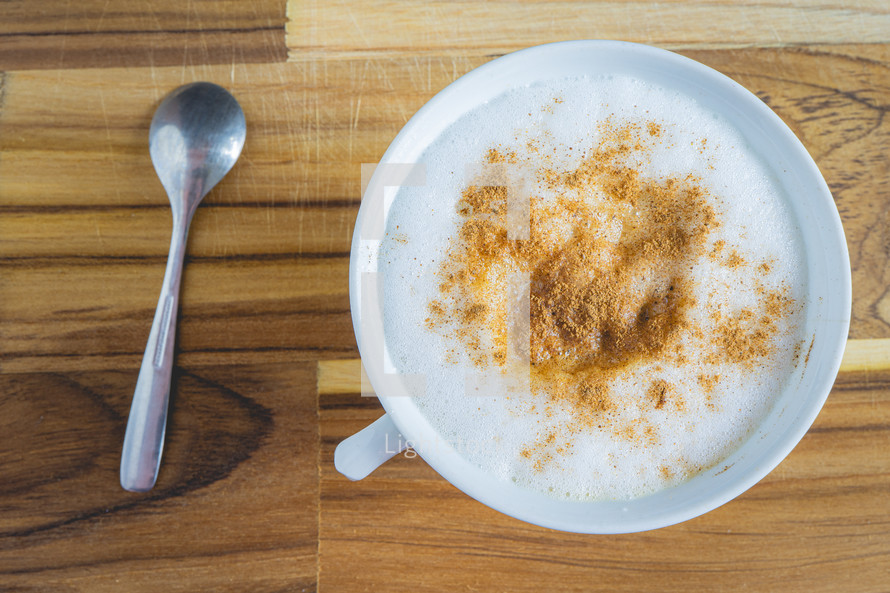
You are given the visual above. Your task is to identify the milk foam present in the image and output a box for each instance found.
[376,75,807,500]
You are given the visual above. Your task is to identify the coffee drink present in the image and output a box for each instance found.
[377,75,807,500]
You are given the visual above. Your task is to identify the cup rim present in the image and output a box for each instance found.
[348,40,851,533]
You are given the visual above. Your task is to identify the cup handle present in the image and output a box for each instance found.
[334,414,407,480]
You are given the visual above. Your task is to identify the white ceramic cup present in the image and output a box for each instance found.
[336,40,851,533]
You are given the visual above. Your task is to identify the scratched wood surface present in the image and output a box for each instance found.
[1,1,889,592]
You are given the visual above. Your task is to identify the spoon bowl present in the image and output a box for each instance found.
[120,82,246,492]
[150,82,246,216]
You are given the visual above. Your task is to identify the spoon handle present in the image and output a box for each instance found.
[120,219,189,492]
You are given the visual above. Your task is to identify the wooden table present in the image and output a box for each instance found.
[1,1,888,591]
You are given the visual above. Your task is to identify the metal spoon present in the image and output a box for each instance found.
[120,82,246,492]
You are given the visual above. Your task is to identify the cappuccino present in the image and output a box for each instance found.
[377,75,806,500]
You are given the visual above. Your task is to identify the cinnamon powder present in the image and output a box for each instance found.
[424,117,795,467]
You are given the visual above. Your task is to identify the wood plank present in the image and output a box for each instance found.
[0,0,287,70]
[0,62,412,208]
[317,368,890,593]
[0,362,318,592]
[0,258,355,373]
[0,63,368,374]
[288,0,890,59]
[0,206,355,259]
[317,359,366,396]
[839,338,890,373]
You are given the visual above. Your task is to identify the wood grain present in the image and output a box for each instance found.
[1,2,889,592]
[0,0,287,70]
[0,63,362,373]
[288,0,890,59]
[0,363,318,592]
